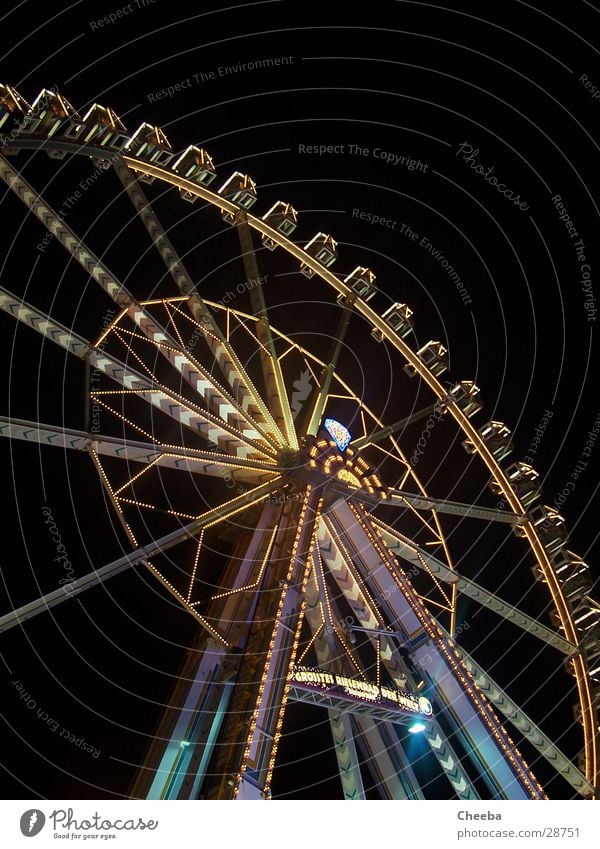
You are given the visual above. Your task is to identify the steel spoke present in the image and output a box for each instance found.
[236,218,298,448]
[113,159,284,447]
[0,477,283,634]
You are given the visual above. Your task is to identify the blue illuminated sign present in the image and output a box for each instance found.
[323,418,352,451]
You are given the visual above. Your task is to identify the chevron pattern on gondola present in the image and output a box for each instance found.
[456,646,591,796]
[423,726,479,800]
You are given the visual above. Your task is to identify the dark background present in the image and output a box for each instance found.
[0,0,599,800]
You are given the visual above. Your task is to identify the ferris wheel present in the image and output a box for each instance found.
[0,84,598,801]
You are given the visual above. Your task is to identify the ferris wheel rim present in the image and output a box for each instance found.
[0,133,597,794]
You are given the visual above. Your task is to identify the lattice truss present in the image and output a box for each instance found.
[82,296,454,624]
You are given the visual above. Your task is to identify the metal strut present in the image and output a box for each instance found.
[235,217,298,449]
[328,478,525,524]
[0,155,277,455]
[0,287,270,462]
[372,518,577,656]
[0,478,283,634]
[305,294,355,438]
[112,158,285,448]
[352,403,442,450]
[0,417,279,482]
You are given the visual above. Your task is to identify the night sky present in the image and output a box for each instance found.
[1,0,600,801]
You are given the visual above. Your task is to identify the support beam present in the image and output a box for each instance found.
[0,286,270,461]
[0,477,283,634]
[205,489,321,799]
[353,717,425,800]
[453,642,593,798]
[236,218,298,449]
[372,518,576,656]
[135,500,284,799]
[315,521,479,799]
[327,502,546,799]
[353,403,440,450]
[0,417,278,483]
[0,154,275,453]
[112,158,284,448]
[328,710,366,800]
[327,479,524,524]
[305,295,355,437]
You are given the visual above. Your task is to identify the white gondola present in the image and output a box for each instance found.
[344,266,377,302]
[404,341,448,378]
[171,145,217,202]
[442,381,483,418]
[20,89,81,159]
[491,461,539,507]
[63,103,128,151]
[0,84,31,133]
[372,302,413,342]
[124,123,174,182]
[20,89,80,137]
[463,420,513,461]
[217,172,257,223]
[261,202,298,248]
[300,233,337,278]
[525,504,567,555]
